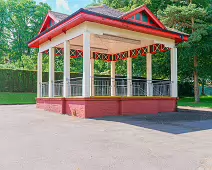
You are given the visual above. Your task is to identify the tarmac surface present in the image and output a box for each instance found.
[0,105,212,170]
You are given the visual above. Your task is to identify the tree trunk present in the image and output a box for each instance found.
[201,79,205,96]
[194,56,200,102]
[191,15,200,102]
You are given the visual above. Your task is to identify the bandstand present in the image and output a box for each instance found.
[28,5,189,118]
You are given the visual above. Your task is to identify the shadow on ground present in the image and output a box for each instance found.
[94,110,212,134]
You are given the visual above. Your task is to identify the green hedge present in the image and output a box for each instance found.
[178,81,194,97]
[0,69,82,93]
[0,69,36,92]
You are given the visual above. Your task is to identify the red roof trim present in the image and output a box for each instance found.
[38,12,59,34]
[48,12,59,23]
[121,5,166,29]
[29,13,84,48]
[29,11,188,49]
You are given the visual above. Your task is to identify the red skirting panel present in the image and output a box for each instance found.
[36,97,177,118]
[37,98,65,114]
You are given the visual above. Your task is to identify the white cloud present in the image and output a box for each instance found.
[73,4,79,9]
[56,0,71,12]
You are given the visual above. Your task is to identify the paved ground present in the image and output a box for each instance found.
[0,105,212,170]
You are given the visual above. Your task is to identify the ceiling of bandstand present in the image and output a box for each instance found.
[56,33,154,54]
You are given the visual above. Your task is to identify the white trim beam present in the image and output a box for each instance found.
[85,22,174,47]
[70,44,108,53]
[154,40,175,48]
[95,34,141,45]
[39,24,85,53]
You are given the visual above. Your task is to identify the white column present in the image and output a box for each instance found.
[82,31,91,97]
[111,61,116,96]
[127,55,132,96]
[171,47,178,97]
[146,51,153,96]
[90,53,95,96]
[63,40,70,98]
[49,47,55,97]
[37,52,42,98]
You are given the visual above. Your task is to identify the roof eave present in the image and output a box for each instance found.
[28,8,189,48]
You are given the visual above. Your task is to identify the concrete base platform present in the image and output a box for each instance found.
[37,97,177,118]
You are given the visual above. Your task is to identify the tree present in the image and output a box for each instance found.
[158,2,211,102]
[91,0,173,13]
[0,0,8,58]
[0,0,51,68]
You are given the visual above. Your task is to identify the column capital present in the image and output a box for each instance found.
[147,45,151,53]
[83,31,91,37]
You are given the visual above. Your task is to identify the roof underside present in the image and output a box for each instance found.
[55,34,154,54]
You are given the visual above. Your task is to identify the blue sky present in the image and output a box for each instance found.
[35,0,93,14]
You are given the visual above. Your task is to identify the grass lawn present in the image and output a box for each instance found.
[178,96,212,109]
[0,92,36,105]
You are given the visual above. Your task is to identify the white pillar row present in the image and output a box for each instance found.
[37,52,42,98]
[146,48,153,96]
[111,61,116,96]
[90,52,95,96]
[171,47,178,97]
[63,40,70,98]
[49,47,55,97]
[127,53,132,96]
[82,31,91,97]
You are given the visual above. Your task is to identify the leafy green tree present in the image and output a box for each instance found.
[91,0,177,14]
[0,0,50,68]
[0,0,8,58]
[158,1,211,102]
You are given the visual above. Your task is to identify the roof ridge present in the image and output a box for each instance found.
[85,4,124,18]
[49,10,69,16]
[122,5,145,16]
